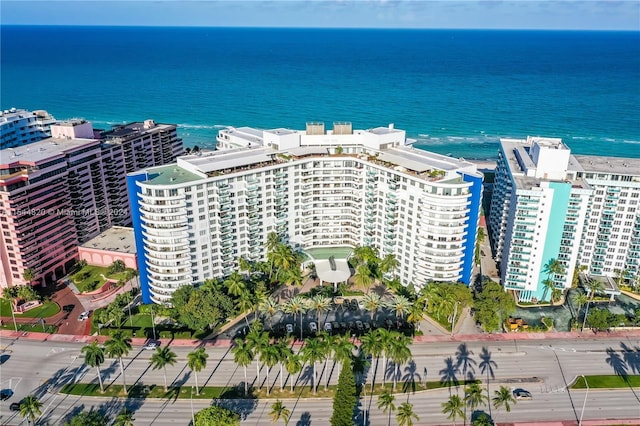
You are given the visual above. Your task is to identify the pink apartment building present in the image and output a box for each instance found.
[78,226,137,270]
[0,119,182,290]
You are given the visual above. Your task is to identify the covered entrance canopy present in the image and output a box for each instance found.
[304,247,353,292]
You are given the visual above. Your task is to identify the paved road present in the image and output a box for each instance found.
[0,335,638,425]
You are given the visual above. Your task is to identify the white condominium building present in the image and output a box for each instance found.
[0,108,57,149]
[129,122,484,304]
[489,136,640,302]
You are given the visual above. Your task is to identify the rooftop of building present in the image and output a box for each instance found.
[571,155,640,175]
[101,120,176,141]
[500,137,640,190]
[0,108,55,123]
[144,163,204,186]
[80,226,136,254]
[0,136,99,166]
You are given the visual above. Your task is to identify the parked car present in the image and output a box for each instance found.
[339,322,348,331]
[331,321,340,332]
[285,323,294,334]
[77,310,92,321]
[9,402,20,411]
[324,322,333,332]
[513,389,532,400]
[363,322,371,332]
[62,304,75,313]
[0,389,13,401]
[309,322,318,333]
[347,321,355,331]
[355,320,364,331]
[142,341,159,350]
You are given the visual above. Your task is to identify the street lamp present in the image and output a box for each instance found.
[578,375,589,426]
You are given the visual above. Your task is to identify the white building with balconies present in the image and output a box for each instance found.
[128,122,484,304]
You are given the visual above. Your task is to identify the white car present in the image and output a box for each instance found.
[309,322,318,333]
[324,322,333,332]
[77,311,91,321]
[285,324,294,334]
[143,341,159,350]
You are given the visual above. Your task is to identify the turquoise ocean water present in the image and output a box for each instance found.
[2,26,639,160]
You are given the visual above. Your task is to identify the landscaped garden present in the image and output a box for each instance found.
[70,260,134,293]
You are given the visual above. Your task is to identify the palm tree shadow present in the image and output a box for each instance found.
[295,411,312,426]
[402,360,421,397]
[620,343,640,375]
[439,356,460,395]
[606,346,640,402]
[455,343,477,379]
[478,347,497,416]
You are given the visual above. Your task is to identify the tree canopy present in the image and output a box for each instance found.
[473,282,516,332]
[170,284,235,331]
[193,405,240,426]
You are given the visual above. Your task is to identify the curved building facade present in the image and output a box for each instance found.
[129,123,483,304]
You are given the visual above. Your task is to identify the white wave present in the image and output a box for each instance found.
[176,123,221,130]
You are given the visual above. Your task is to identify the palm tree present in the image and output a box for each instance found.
[442,394,465,426]
[572,292,590,329]
[236,290,255,326]
[351,349,370,387]
[18,394,42,425]
[541,278,556,303]
[150,346,177,391]
[285,352,303,393]
[380,253,400,279]
[260,296,280,328]
[232,338,254,395]
[551,288,563,304]
[261,344,281,395]
[81,341,105,392]
[270,400,291,425]
[224,271,247,297]
[362,293,383,321]
[360,329,384,390]
[378,328,394,388]
[465,382,488,412]
[353,263,374,293]
[389,333,412,392]
[104,331,132,394]
[276,340,293,391]
[543,258,565,282]
[282,296,308,341]
[492,385,516,414]
[309,294,331,325]
[301,337,326,394]
[377,389,396,426]
[114,408,135,426]
[396,402,419,426]
[479,346,497,415]
[246,323,270,387]
[390,295,411,320]
[187,348,208,396]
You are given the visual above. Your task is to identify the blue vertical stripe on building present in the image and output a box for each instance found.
[127,171,152,304]
[461,173,483,285]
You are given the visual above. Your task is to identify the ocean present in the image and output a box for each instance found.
[1,26,639,160]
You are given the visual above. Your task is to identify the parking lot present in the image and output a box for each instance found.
[228,296,414,340]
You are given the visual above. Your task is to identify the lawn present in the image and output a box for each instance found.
[0,299,60,318]
[71,265,128,293]
[61,379,480,400]
[572,375,640,389]
[0,321,58,334]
